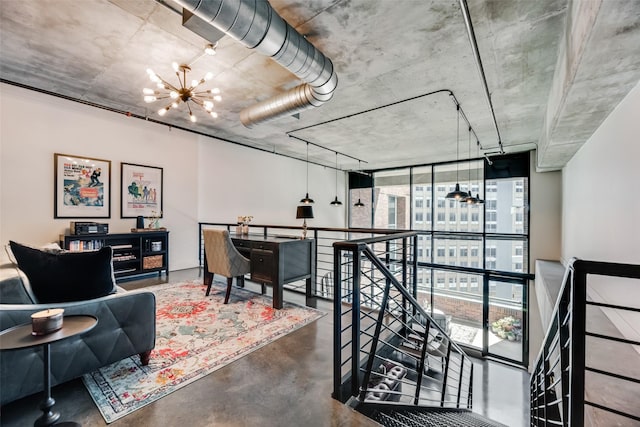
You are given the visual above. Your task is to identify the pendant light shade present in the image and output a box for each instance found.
[446,104,469,200]
[330,152,343,206]
[300,142,314,204]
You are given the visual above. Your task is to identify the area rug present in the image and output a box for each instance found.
[82,280,325,423]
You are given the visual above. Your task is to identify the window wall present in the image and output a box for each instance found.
[353,152,531,366]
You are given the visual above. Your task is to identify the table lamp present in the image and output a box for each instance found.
[296,205,314,239]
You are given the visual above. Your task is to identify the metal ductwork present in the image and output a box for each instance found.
[174,0,338,128]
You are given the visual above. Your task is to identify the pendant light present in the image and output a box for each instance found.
[463,126,478,204]
[474,140,485,204]
[446,104,468,200]
[330,152,343,206]
[300,142,314,204]
[354,160,365,208]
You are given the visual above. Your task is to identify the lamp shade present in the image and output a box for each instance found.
[296,205,314,219]
[445,183,468,200]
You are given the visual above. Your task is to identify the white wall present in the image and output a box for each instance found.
[0,83,346,270]
[197,138,346,228]
[529,154,562,272]
[562,80,640,265]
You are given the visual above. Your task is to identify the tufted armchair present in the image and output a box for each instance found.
[203,229,250,304]
[0,263,156,405]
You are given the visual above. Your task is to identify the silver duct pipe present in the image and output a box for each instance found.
[173,0,338,128]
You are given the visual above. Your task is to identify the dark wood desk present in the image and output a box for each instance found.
[230,234,316,309]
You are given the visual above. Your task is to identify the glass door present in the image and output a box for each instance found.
[487,277,527,364]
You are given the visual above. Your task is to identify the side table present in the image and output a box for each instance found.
[0,315,98,426]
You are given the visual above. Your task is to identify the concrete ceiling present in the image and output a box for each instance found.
[1,0,639,172]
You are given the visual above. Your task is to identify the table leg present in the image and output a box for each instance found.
[35,343,60,427]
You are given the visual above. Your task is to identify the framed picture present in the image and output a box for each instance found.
[54,153,111,218]
[120,163,163,218]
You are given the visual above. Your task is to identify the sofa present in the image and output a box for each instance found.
[0,245,156,405]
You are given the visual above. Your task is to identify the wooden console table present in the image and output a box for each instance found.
[205,234,315,309]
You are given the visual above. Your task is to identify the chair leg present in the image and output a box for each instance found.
[238,275,245,288]
[205,273,214,296]
[224,277,233,304]
[261,283,266,294]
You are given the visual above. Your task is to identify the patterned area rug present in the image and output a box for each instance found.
[82,281,325,423]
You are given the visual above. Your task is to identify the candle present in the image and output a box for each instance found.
[31,308,64,335]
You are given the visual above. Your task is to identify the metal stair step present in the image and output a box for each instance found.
[363,406,508,427]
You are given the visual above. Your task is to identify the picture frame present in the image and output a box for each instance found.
[54,153,111,218]
[120,162,163,218]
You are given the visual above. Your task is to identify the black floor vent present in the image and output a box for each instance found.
[361,405,508,427]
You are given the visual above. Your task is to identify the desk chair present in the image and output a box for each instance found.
[203,229,250,304]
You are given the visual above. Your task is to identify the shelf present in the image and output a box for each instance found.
[61,231,168,281]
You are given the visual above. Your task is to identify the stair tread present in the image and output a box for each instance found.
[364,406,508,427]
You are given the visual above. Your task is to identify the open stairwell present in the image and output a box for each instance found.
[356,404,508,427]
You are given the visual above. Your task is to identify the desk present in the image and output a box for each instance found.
[0,315,97,426]
[219,234,315,309]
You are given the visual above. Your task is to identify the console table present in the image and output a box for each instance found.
[205,234,315,309]
[0,315,98,426]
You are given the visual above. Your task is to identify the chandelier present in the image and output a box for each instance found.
[143,45,221,123]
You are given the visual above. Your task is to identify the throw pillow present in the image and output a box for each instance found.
[9,241,117,303]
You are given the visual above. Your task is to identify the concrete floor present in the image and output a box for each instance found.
[0,268,530,426]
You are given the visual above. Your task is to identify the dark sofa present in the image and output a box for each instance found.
[0,263,156,405]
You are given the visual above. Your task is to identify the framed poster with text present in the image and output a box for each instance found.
[54,153,111,218]
[120,162,163,218]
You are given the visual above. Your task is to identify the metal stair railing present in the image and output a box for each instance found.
[530,258,640,426]
[332,233,474,412]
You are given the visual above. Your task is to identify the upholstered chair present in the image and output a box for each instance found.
[203,229,250,304]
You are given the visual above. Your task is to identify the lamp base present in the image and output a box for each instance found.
[301,219,307,239]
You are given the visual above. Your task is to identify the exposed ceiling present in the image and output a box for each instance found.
[1,0,639,172]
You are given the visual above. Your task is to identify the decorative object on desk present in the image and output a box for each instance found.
[299,142,315,204]
[148,210,162,229]
[54,153,111,219]
[296,205,314,239]
[239,215,253,235]
[136,215,145,229]
[82,280,324,423]
[31,308,64,335]
[121,163,163,218]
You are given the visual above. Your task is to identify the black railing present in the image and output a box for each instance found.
[530,258,640,426]
[332,233,474,412]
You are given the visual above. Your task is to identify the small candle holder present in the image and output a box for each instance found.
[31,309,64,336]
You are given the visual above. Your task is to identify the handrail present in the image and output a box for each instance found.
[530,258,640,426]
[332,231,474,412]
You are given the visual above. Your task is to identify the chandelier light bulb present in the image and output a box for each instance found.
[210,88,221,94]
[172,62,179,72]
[204,44,216,55]
[171,101,178,108]
[190,114,197,123]
[213,95,222,102]
[170,91,179,99]
[158,108,168,116]
[144,95,157,103]
[204,72,213,81]
[143,88,155,95]
[146,68,155,76]
[210,111,218,118]
[203,101,213,111]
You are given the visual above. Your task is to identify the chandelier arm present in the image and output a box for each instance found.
[155,75,179,92]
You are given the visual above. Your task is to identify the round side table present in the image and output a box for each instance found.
[0,315,98,427]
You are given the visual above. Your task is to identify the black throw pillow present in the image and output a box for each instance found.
[9,241,116,303]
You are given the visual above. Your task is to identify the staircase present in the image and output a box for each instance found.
[332,233,506,427]
[357,404,508,427]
